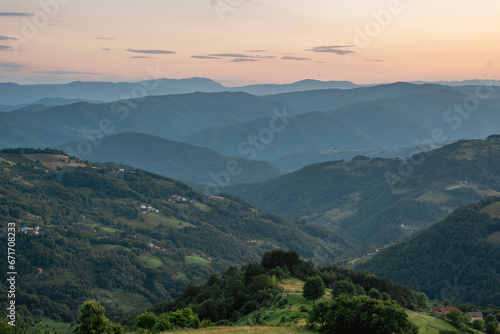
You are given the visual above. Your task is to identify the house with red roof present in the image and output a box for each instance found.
[433,306,456,315]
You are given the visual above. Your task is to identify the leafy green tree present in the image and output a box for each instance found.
[73,301,122,334]
[244,262,266,285]
[306,302,329,328]
[485,314,500,334]
[135,311,157,330]
[368,287,382,300]
[0,320,28,334]
[303,276,326,304]
[153,314,173,332]
[471,319,485,331]
[168,308,199,328]
[445,308,465,328]
[332,280,356,297]
[248,274,275,294]
[308,294,419,334]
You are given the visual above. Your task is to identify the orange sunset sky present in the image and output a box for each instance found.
[0,0,499,85]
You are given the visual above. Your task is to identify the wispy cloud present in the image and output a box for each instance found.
[230,58,260,62]
[126,48,175,55]
[191,55,222,59]
[281,56,310,61]
[197,53,275,62]
[101,48,111,51]
[0,62,25,72]
[209,53,252,58]
[0,45,11,51]
[33,70,104,76]
[306,45,356,55]
[0,36,17,41]
[365,59,383,62]
[0,12,32,17]
[130,56,154,59]
[246,49,267,53]
[95,37,114,40]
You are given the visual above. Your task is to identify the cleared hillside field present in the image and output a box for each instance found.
[406,311,459,334]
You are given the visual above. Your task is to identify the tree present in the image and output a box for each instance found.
[303,276,326,304]
[471,319,485,331]
[445,308,465,328]
[332,280,356,297]
[485,314,500,334]
[368,287,382,300]
[73,301,123,334]
[168,308,199,329]
[136,311,157,331]
[308,295,419,334]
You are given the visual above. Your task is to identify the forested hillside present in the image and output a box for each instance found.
[360,197,500,306]
[0,149,348,325]
[227,137,500,247]
[62,132,286,185]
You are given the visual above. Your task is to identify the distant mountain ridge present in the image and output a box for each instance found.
[183,87,500,168]
[410,79,500,86]
[0,91,298,149]
[0,78,358,105]
[0,97,105,112]
[2,78,499,106]
[1,81,500,171]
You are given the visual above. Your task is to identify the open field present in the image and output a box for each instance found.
[481,201,500,217]
[33,317,71,333]
[92,224,116,233]
[488,231,500,242]
[140,255,163,268]
[94,288,152,314]
[194,203,211,211]
[186,255,211,265]
[406,311,459,334]
[22,153,86,169]
[123,212,195,229]
[90,244,130,252]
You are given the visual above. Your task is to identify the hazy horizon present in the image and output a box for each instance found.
[3,76,500,88]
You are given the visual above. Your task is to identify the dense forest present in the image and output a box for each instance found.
[360,197,500,306]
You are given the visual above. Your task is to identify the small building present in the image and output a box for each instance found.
[434,306,456,315]
[467,312,483,321]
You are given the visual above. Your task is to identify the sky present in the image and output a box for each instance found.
[0,0,499,85]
